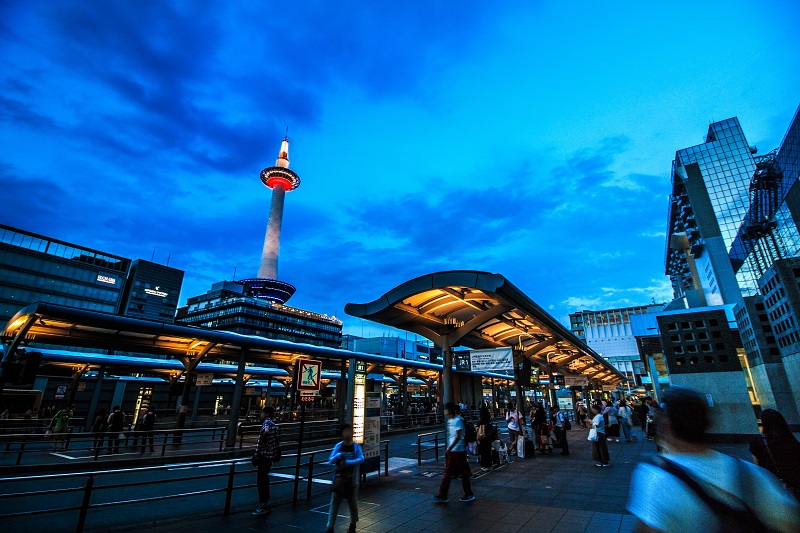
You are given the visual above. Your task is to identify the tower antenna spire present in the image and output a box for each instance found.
[285,125,289,140]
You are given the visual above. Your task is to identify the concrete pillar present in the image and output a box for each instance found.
[111,381,126,411]
[337,363,347,422]
[86,368,104,431]
[400,367,408,421]
[442,337,453,406]
[191,385,202,421]
[491,377,496,409]
[225,349,248,449]
[647,354,663,402]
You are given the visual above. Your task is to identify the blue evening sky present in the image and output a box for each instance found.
[1,1,798,336]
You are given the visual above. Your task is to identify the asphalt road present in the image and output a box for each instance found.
[0,421,511,533]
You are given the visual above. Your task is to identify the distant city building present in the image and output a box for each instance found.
[120,259,184,323]
[340,334,442,364]
[0,223,131,320]
[569,304,664,386]
[176,280,342,348]
[664,117,757,307]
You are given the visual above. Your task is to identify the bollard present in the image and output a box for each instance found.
[384,441,390,476]
[161,432,168,457]
[417,436,422,467]
[306,452,315,501]
[224,462,236,516]
[434,434,439,462]
[76,475,95,533]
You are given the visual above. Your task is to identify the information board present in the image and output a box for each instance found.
[363,392,381,459]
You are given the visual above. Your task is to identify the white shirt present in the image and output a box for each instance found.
[506,410,520,431]
[627,450,800,533]
[447,415,466,452]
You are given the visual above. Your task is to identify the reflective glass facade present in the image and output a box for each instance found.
[0,224,130,320]
[675,118,756,253]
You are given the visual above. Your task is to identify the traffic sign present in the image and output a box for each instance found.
[195,373,214,386]
[297,360,322,391]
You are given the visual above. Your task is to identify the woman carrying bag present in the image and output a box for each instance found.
[326,423,364,533]
[587,404,610,467]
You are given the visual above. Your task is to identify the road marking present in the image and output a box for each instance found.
[50,452,78,460]
[310,501,379,518]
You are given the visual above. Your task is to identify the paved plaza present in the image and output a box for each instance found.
[101,427,752,533]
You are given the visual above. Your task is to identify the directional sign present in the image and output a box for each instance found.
[297,360,322,391]
[195,373,214,386]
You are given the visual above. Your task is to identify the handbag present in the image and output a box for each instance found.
[332,475,354,497]
[587,428,598,441]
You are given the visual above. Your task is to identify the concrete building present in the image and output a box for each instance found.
[569,304,664,387]
[175,280,342,348]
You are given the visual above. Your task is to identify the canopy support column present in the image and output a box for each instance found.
[86,365,106,431]
[225,349,249,449]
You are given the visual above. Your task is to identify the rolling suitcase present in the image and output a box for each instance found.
[524,437,536,458]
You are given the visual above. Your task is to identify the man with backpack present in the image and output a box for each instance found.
[627,387,799,532]
[433,403,475,503]
[252,406,281,516]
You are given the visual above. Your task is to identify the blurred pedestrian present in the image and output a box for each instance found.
[433,403,475,503]
[50,405,73,450]
[140,407,157,453]
[252,406,281,516]
[605,402,621,443]
[750,408,800,500]
[477,405,494,471]
[325,423,364,533]
[628,387,800,532]
[577,402,587,429]
[107,405,125,454]
[505,402,521,455]
[587,404,609,467]
[617,399,633,443]
[551,405,569,456]
[91,409,108,452]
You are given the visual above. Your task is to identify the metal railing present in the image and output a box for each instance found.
[416,430,444,466]
[0,440,391,533]
[0,426,227,466]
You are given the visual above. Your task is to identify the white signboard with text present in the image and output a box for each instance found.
[564,375,589,387]
[466,347,514,372]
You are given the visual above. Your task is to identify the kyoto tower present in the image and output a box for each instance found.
[241,136,300,304]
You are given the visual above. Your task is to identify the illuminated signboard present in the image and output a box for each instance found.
[353,372,366,443]
[96,274,117,285]
[144,286,169,298]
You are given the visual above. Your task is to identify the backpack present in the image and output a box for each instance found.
[652,456,769,533]
[562,412,572,431]
[464,420,477,444]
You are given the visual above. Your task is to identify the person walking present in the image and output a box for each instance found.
[477,406,494,471]
[551,405,569,456]
[252,406,280,516]
[605,402,621,443]
[91,408,108,452]
[637,397,650,431]
[140,407,157,453]
[325,423,364,533]
[577,402,587,429]
[617,400,633,443]
[628,387,800,532]
[107,405,125,454]
[749,408,800,500]
[587,404,609,467]
[50,405,73,450]
[505,402,521,455]
[433,403,475,503]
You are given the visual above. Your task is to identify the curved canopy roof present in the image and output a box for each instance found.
[1,302,514,384]
[345,271,625,385]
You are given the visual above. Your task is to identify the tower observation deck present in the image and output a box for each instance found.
[240,137,300,303]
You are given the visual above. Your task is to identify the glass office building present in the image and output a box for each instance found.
[0,224,131,321]
[120,259,184,323]
[665,118,757,306]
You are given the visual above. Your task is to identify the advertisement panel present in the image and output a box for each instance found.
[363,392,381,459]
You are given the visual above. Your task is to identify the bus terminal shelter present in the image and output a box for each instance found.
[346,271,625,409]
[0,301,514,445]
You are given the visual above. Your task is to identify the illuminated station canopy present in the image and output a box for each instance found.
[346,271,625,385]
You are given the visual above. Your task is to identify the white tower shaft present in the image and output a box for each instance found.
[258,184,286,279]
